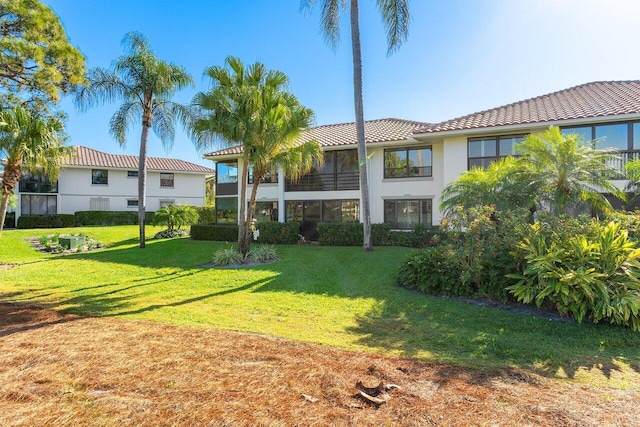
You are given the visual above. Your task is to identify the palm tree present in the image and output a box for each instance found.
[518,126,624,215]
[75,32,194,248]
[0,106,71,236]
[192,56,323,255]
[301,0,410,251]
[440,156,537,216]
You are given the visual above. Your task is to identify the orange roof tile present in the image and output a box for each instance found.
[415,81,640,134]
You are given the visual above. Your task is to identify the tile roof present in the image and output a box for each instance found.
[66,146,215,174]
[205,118,429,157]
[415,80,640,134]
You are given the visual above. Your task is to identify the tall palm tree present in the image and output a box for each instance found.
[192,56,323,255]
[518,126,624,215]
[440,156,537,216]
[301,0,410,251]
[0,106,71,236]
[75,32,194,248]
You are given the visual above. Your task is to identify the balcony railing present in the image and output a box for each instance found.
[286,171,359,192]
[607,150,640,179]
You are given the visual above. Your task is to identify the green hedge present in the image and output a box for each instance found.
[17,214,75,229]
[192,206,216,224]
[74,210,155,226]
[256,222,301,244]
[317,222,442,247]
[190,224,239,241]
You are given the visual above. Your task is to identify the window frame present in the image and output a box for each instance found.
[467,134,525,170]
[127,199,139,208]
[384,146,433,178]
[91,169,109,185]
[247,165,278,184]
[160,172,174,188]
[383,199,432,230]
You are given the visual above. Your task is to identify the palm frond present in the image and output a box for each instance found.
[108,102,141,146]
[376,0,410,54]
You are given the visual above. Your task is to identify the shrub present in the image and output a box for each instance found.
[154,229,189,239]
[17,214,75,229]
[317,222,362,246]
[507,221,640,330]
[74,210,154,226]
[192,206,216,224]
[247,245,279,263]
[255,222,301,244]
[398,247,470,296]
[190,224,238,241]
[152,205,198,230]
[607,211,640,240]
[211,247,244,266]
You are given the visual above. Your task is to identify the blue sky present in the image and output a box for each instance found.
[45,0,640,167]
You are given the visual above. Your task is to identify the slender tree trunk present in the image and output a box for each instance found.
[0,192,10,237]
[243,176,263,253]
[350,0,373,252]
[0,161,20,238]
[237,160,250,255]
[138,120,150,249]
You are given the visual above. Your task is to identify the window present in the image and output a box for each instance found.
[384,199,432,229]
[92,169,108,185]
[127,199,138,207]
[248,165,278,184]
[90,198,109,211]
[216,161,238,196]
[127,170,138,177]
[160,200,175,208]
[252,201,278,222]
[286,199,360,240]
[18,172,57,193]
[285,149,359,191]
[384,147,432,178]
[468,135,524,169]
[21,195,57,215]
[216,197,238,224]
[160,173,174,187]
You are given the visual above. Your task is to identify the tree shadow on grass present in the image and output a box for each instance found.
[346,291,640,382]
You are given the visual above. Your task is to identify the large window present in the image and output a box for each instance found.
[384,147,432,178]
[160,173,174,187]
[286,149,359,191]
[286,199,360,240]
[92,169,108,185]
[216,161,238,196]
[21,195,57,215]
[18,172,57,193]
[252,201,278,222]
[384,199,432,229]
[248,165,278,184]
[216,197,238,224]
[468,135,524,169]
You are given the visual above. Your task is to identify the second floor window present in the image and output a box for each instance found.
[468,135,524,169]
[160,173,174,187]
[19,172,57,193]
[92,169,108,185]
[384,147,432,178]
[248,165,278,184]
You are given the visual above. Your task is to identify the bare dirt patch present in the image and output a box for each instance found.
[1,302,638,426]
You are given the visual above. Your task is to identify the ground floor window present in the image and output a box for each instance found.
[216,197,238,224]
[384,199,432,229]
[127,199,139,208]
[286,199,359,240]
[252,201,278,222]
[21,194,57,215]
[160,199,175,208]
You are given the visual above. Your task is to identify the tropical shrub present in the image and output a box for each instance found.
[255,222,301,244]
[246,245,279,263]
[317,222,363,246]
[153,229,189,239]
[211,247,244,266]
[192,206,216,224]
[607,211,640,240]
[190,224,238,241]
[152,204,198,230]
[507,221,640,330]
[17,214,75,229]
[397,247,467,295]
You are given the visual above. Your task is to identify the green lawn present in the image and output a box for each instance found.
[2,225,639,388]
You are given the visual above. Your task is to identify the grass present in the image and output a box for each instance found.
[2,225,640,389]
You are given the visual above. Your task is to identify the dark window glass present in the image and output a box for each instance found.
[18,172,57,193]
[634,123,640,150]
[468,138,496,158]
[160,173,174,187]
[248,165,278,184]
[499,136,523,156]
[336,150,358,173]
[595,123,629,151]
[285,149,359,191]
[217,161,238,184]
[322,200,342,223]
[127,199,138,207]
[342,200,360,222]
[286,201,303,222]
[384,199,432,229]
[127,170,138,177]
[215,197,238,224]
[252,201,278,222]
[21,194,57,215]
[384,147,432,178]
[92,169,108,185]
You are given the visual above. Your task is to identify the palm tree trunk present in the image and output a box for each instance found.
[0,161,20,238]
[350,0,373,252]
[243,177,262,253]
[237,161,250,255]
[0,192,10,237]
[138,122,150,249]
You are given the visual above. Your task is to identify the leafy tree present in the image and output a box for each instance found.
[75,32,194,248]
[0,0,86,110]
[518,126,624,215]
[152,204,198,230]
[624,159,640,211]
[440,156,537,216]
[301,0,410,252]
[192,56,322,255]
[0,106,71,236]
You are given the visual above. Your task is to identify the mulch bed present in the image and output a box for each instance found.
[1,302,638,426]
